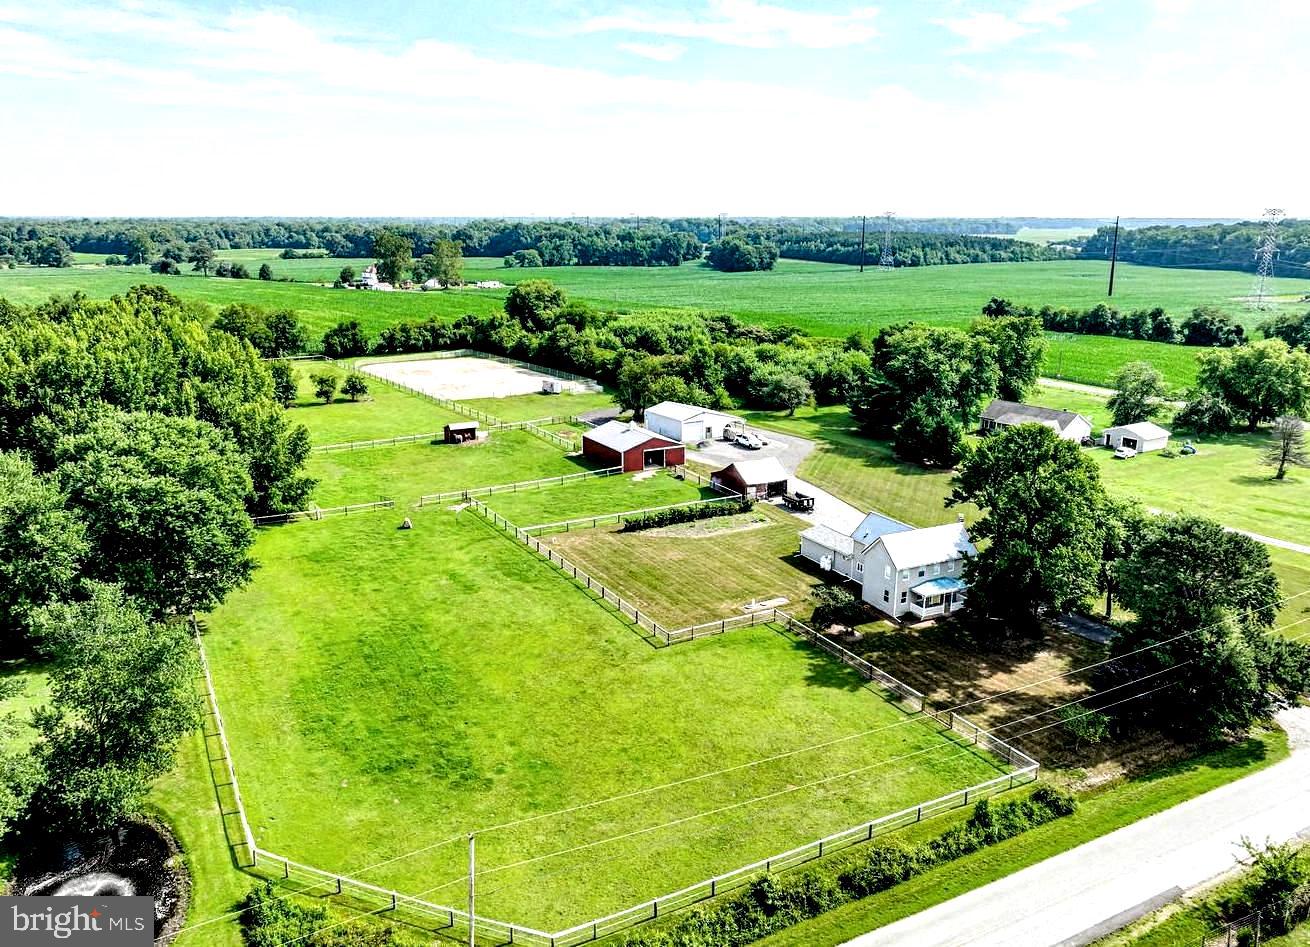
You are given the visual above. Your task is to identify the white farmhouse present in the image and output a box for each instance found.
[800,516,975,621]
[643,401,742,443]
[980,399,1092,443]
[1101,421,1170,453]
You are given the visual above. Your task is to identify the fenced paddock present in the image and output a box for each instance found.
[251,499,394,526]
[360,354,602,402]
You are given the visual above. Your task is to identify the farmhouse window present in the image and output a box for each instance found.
[856,562,863,574]
[899,591,907,604]
[933,563,941,576]
[883,589,889,603]
[884,564,891,580]
[948,560,955,572]
[918,568,926,578]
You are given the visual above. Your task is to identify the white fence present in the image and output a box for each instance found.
[416,467,624,508]
[521,494,745,537]
[251,499,395,526]
[313,432,441,453]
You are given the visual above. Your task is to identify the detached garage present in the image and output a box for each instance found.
[1102,421,1171,453]
[644,401,742,443]
[582,420,685,473]
[711,457,790,499]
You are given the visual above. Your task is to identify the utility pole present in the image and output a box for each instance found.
[858,215,867,272]
[717,213,724,241]
[878,211,895,270]
[1107,216,1121,297]
[1249,208,1285,309]
[467,834,476,947]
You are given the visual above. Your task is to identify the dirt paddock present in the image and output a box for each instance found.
[360,356,601,400]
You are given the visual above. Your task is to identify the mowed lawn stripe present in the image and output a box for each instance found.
[481,470,714,526]
[205,508,1001,928]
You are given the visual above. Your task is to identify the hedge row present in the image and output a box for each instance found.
[619,786,1076,947]
[621,497,755,531]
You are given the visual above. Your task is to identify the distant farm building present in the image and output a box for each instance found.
[643,401,742,443]
[1102,421,1170,453]
[444,421,479,443]
[582,421,684,472]
[980,399,1092,443]
[711,457,789,499]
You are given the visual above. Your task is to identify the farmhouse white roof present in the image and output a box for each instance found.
[982,399,1089,434]
[877,522,975,571]
[800,524,857,557]
[720,457,789,485]
[646,400,739,422]
[584,420,672,453]
[851,511,912,547]
[1105,421,1171,439]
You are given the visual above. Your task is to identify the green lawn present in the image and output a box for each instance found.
[549,504,828,627]
[1091,431,1310,546]
[202,508,1002,930]
[305,430,590,506]
[0,659,49,751]
[743,406,976,528]
[757,728,1290,947]
[455,389,617,422]
[480,469,713,527]
[1271,547,1310,633]
[288,361,466,445]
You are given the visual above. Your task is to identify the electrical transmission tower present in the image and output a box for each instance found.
[878,211,895,270]
[1248,208,1285,309]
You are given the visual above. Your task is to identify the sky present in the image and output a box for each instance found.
[0,0,1306,218]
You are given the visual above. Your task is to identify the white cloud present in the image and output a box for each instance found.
[617,41,686,61]
[575,0,879,49]
[936,0,1097,53]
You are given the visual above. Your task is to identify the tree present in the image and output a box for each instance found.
[505,280,566,331]
[981,297,1017,318]
[950,424,1107,634]
[263,309,306,357]
[706,236,778,272]
[1192,339,1310,431]
[371,230,413,284]
[615,355,664,419]
[1260,310,1310,351]
[511,248,543,268]
[322,321,369,358]
[258,263,274,281]
[1180,306,1244,347]
[0,453,87,652]
[1095,496,1146,618]
[341,373,369,401]
[1105,515,1287,737]
[152,258,180,275]
[269,361,298,408]
[338,265,356,285]
[27,583,202,836]
[214,302,272,355]
[311,373,338,404]
[1106,361,1167,426]
[53,411,256,618]
[32,237,72,267]
[970,315,1046,401]
[187,242,215,275]
[1264,415,1308,480]
[125,230,154,265]
[414,240,462,286]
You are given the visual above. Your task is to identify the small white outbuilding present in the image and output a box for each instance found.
[1102,421,1171,453]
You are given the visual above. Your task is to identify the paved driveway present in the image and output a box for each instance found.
[688,429,868,534]
[844,707,1310,947]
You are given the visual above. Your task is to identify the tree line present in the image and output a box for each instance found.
[1076,219,1310,276]
[984,296,1248,347]
[0,285,316,848]
[771,229,1069,267]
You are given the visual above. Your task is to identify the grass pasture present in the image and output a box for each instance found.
[547,503,828,627]
[288,360,466,445]
[305,430,591,507]
[455,389,617,422]
[480,469,715,527]
[203,507,1005,930]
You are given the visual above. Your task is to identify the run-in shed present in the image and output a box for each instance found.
[581,420,684,472]
[711,457,790,499]
[444,421,479,444]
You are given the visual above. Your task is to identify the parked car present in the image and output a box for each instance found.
[1113,446,1137,460]
[735,432,764,450]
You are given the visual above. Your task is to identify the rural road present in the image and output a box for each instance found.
[1038,376,1187,409]
[843,707,1310,947]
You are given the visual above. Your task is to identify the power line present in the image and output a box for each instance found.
[1250,208,1287,309]
[879,211,895,270]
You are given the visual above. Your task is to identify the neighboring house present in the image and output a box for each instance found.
[581,421,684,472]
[799,515,975,622]
[1102,421,1170,453]
[980,399,1092,443]
[644,401,742,443]
[711,457,789,499]
[421,278,443,290]
[473,280,505,289]
[357,264,379,288]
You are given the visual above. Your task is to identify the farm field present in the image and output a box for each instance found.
[5,259,1306,389]
[548,503,828,627]
[287,361,465,445]
[202,508,1004,930]
[305,431,591,506]
[479,469,714,527]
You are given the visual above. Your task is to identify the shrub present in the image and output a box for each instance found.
[621,498,754,531]
[811,584,863,629]
[1057,706,1110,748]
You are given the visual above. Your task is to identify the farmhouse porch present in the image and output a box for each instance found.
[905,577,967,620]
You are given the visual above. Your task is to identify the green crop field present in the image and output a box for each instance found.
[6,258,1308,389]
[288,361,465,445]
[549,503,829,627]
[305,431,593,507]
[479,469,713,527]
[201,508,1003,930]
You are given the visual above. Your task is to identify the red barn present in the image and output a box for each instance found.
[582,420,684,473]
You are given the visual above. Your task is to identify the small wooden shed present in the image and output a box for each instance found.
[444,421,479,444]
[711,457,790,499]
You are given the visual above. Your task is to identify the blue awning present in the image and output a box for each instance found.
[910,577,967,596]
